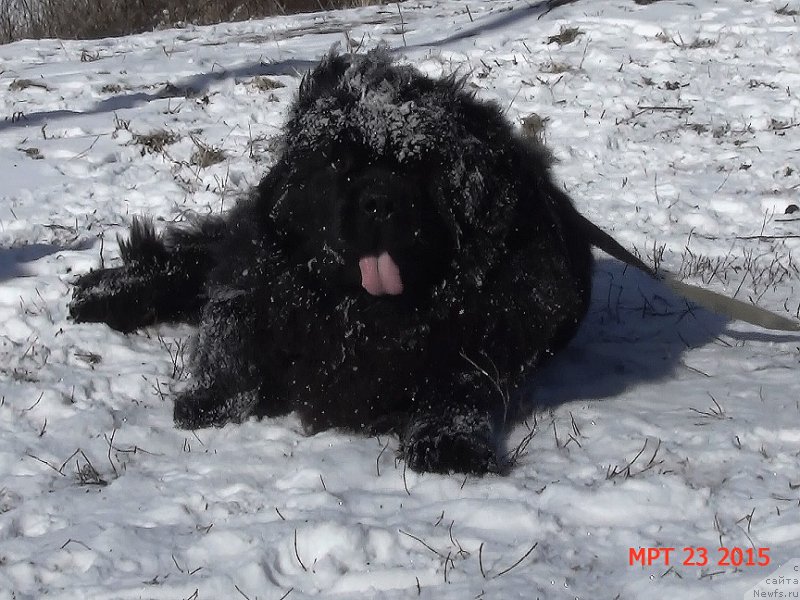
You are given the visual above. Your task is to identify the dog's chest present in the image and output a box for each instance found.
[275,293,430,372]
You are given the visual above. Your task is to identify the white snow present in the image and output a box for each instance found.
[1,0,800,598]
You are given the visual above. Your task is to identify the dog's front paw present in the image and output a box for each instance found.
[69,267,156,332]
[402,409,498,475]
[174,386,260,429]
[70,267,131,326]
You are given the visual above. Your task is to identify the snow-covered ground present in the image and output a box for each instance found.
[1,0,799,598]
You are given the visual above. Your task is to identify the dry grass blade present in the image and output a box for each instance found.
[491,542,538,579]
[398,529,445,559]
[606,438,664,480]
[293,529,307,571]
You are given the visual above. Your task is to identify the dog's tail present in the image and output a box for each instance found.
[561,204,800,332]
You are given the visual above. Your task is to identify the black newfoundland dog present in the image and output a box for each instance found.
[70,49,594,474]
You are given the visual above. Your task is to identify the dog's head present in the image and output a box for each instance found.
[266,49,531,304]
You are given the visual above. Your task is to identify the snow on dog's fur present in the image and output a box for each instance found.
[69,49,592,474]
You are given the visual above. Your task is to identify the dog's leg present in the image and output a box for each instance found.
[402,229,592,475]
[173,383,262,429]
[69,217,223,331]
[403,397,499,475]
[174,285,290,429]
[402,357,511,475]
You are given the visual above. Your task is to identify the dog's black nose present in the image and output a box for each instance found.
[359,191,395,223]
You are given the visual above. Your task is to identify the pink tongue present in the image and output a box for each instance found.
[359,252,404,296]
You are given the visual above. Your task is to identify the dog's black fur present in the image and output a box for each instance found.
[69,49,593,474]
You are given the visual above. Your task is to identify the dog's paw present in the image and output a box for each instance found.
[70,267,130,325]
[69,267,155,332]
[173,386,260,429]
[402,409,498,475]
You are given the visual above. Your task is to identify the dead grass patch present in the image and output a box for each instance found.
[100,83,124,94]
[190,136,226,168]
[0,0,387,44]
[539,60,573,74]
[656,30,717,49]
[248,76,286,92]
[18,147,44,159]
[520,113,549,141]
[775,3,799,16]
[9,78,50,91]
[547,26,583,46]
[133,129,181,155]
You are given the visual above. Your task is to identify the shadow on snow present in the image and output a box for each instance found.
[527,257,742,408]
[0,0,578,133]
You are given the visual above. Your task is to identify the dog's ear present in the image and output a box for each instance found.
[295,49,350,111]
[249,157,294,221]
[421,91,525,282]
